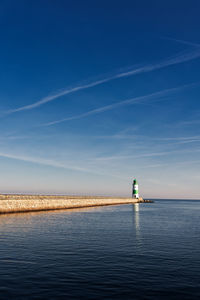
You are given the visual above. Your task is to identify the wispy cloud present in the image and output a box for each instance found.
[160,135,200,144]
[0,151,87,172]
[0,151,127,180]
[93,152,173,162]
[92,148,200,162]
[162,36,200,47]
[7,47,200,114]
[41,82,198,126]
[0,135,33,141]
[173,119,200,127]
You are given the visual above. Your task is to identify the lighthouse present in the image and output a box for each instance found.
[132,179,139,199]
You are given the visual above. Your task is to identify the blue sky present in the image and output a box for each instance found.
[0,0,200,198]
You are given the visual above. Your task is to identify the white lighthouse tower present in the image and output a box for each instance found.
[132,179,139,199]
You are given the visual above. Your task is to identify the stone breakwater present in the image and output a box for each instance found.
[0,195,149,214]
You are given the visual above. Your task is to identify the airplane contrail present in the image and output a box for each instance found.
[7,47,200,114]
[42,82,198,126]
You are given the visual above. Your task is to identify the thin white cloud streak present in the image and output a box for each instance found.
[116,49,200,77]
[42,82,197,126]
[132,159,200,169]
[0,152,88,173]
[159,135,200,144]
[94,152,174,162]
[7,47,200,114]
[0,135,33,141]
[174,119,200,127]
[161,135,200,140]
[0,152,127,180]
[162,36,200,47]
[92,148,200,162]
[7,78,113,113]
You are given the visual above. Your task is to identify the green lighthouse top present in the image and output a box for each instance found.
[133,179,138,184]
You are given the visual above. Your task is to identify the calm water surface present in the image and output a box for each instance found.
[0,200,199,299]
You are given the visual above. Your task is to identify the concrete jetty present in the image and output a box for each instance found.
[0,194,150,214]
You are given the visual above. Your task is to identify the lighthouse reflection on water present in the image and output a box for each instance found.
[133,203,140,230]
[132,203,142,249]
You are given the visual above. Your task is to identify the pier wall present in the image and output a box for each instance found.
[0,195,145,214]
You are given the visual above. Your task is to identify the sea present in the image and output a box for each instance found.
[0,199,199,300]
